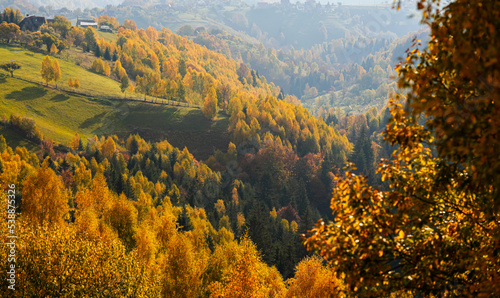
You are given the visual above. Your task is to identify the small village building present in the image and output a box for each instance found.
[76,18,98,28]
[18,14,46,32]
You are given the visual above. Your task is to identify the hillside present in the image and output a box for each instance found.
[0,44,124,98]
[0,75,229,159]
[0,9,354,290]
[1,1,499,297]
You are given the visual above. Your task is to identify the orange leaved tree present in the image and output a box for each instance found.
[305,0,500,296]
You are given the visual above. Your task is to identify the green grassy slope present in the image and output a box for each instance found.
[96,30,117,43]
[0,44,124,98]
[0,75,122,143]
[0,75,229,159]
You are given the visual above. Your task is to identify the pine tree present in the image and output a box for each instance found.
[178,59,187,78]
[103,47,111,60]
[350,125,373,177]
[246,200,275,265]
[177,80,186,100]
[94,44,101,57]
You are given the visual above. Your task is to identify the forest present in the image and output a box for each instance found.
[1,0,499,296]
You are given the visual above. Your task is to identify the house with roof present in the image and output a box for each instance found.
[18,14,46,32]
[76,18,98,28]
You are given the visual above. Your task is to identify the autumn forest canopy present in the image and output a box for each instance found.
[0,0,499,296]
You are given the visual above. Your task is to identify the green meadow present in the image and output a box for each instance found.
[0,75,229,158]
[0,44,124,98]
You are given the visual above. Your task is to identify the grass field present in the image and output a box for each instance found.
[0,75,121,144]
[0,44,125,99]
[0,75,230,159]
[96,30,117,43]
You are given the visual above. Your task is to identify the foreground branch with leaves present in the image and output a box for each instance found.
[305,0,500,296]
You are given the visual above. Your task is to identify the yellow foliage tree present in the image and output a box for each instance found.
[305,1,500,296]
[70,133,80,151]
[40,55,54,86]
[100,136,116,160]
[104,61,111,77]
[209,236,285,297]
[135,222,158,266]
[236,213,245,231]
[285,256,344,298]
[6,221,161,297]
[50,43,58,55]
[202,85,218,120]
[162,234,208,297]
[106,193,138,251]
[113,59,127,79]
[91,58,105,74]
[22,159,69,226]
[214,199,226,216]
[52,59,61,88]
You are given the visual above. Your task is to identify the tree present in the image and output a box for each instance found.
[49,15,71,38]
[285,256,344,297]
[94,44,101,57]
[178,59,187,78]
[0,135,6,152]
[202,85,218,120]
[177,80,186,100]
[50,43,58,55]
[73,77,80,89]
[40,55,54,86]
[162,234,207,297]
[97,15,119,30]
[103,47,111,60]
[0,8,22,24]
[70,133,80,151]
[41,33,59,52]
[103,62,111,77]
[68,77,73,88]
[305,0,500,296]
[113,59,126,79]
[0,21,20,43]
[237,63,250,84]
[22,159,69,226]
[120,75,129,97]
[349,124,373,178]
[0,61,20,77]
[52,59,61,88]
[123,19,137,31]
[91,58,105,74]
[177,25,194,36]
[209,236,285,297]
[84,27,97,53]
[68,27,84,47]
